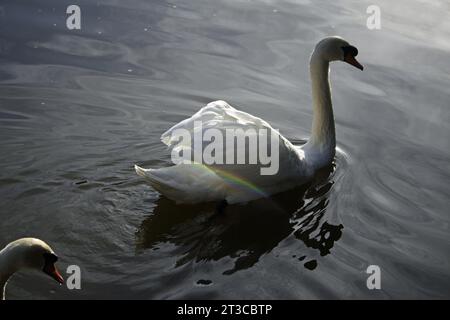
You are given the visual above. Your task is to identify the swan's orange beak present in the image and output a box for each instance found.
[43,263,64,284]
[344,54,364,71]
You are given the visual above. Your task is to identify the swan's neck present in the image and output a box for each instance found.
[304,52,336,169]
[0,246,22,300]
[0,277,8,300]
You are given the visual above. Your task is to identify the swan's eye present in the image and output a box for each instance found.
[43,252,58,264]
[342,45,358,57]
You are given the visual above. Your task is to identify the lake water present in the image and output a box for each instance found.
[0,0,449,299]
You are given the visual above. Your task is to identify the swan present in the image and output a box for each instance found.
[0,238,64,300]
[135,36,363,204]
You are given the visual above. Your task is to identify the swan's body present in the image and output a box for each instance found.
[0,238,63,300]
[135,36,363,204]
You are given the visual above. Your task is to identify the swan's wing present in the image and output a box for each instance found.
[160,100,309,193]
[161,100,270,146]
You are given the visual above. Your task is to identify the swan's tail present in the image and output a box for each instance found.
[135,164,153,180]
[135,165,178,194]
[134,164,226,203]
[134,164,147,178]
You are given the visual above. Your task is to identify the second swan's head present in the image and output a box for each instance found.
[1,238,64,284]
[312,36,363,71]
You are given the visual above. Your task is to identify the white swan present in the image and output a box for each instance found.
[0,238,64,300]
[135,36,363,204]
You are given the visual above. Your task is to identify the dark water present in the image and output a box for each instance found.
[0,0,449,299]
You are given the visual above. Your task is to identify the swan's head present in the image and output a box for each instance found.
[313,36,363,70]
[3,238,64,284]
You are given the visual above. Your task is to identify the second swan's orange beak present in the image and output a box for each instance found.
[344,54,364,71]
[43,263,64,284]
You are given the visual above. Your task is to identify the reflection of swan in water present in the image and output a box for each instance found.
[136,153,345,273]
